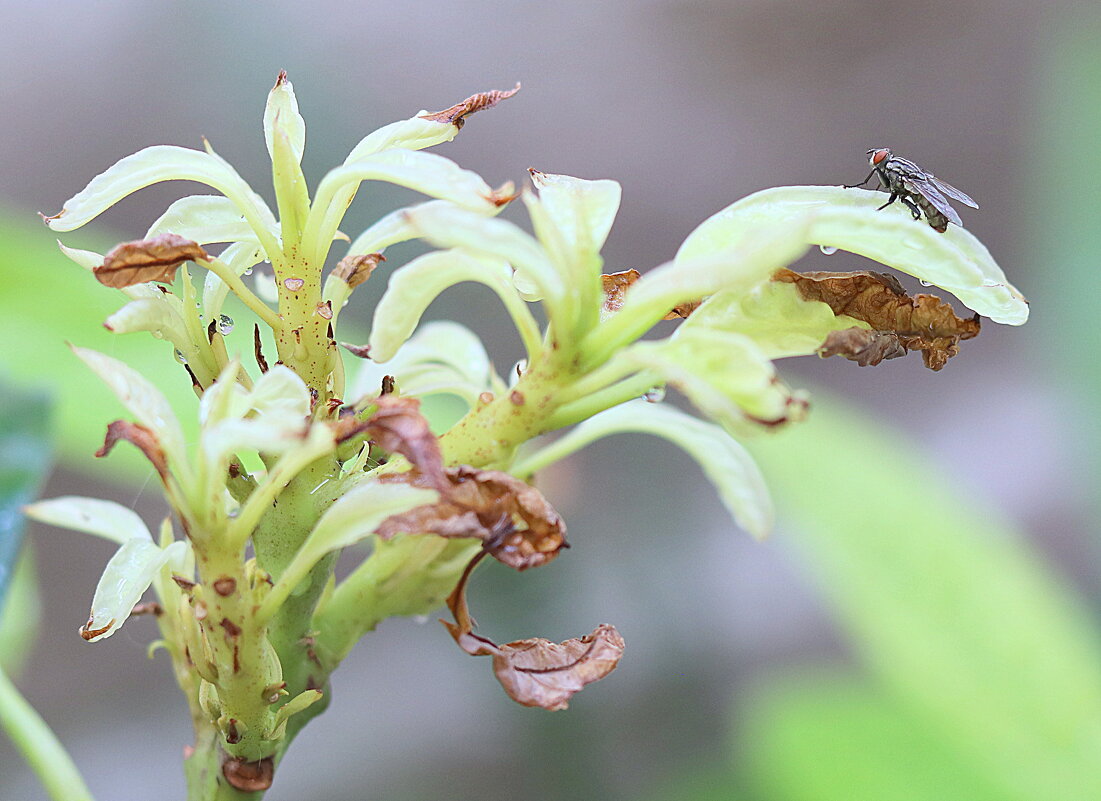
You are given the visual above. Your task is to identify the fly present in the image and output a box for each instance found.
[844,148,977,233]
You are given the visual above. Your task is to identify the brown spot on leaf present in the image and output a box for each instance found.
[332,253,384,290]
[96,420,169,481]
[773,268,982,371]
[316,301,333,320]
[420,83,520,129]
[379,466,566,571]
[172,576,196,591]
[441,551,624,710]
[219,618,242,638]
[224,719,241,744]
[510,391,525,406]
[222,756,274,793]
[283,277,305,291]
[478,392,494,405]
[380,375,395,396]
[213,577,236,597]
[95,234,210,288]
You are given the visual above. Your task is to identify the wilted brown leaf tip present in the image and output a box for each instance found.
[96,420,169,480]
[420,83,521,129]
[95,234,210,289]
[774,268,981,370]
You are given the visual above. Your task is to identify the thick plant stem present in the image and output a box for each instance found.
[0,666,94,801]
[185,725,264,801]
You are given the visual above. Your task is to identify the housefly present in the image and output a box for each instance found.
[844,148,977,233]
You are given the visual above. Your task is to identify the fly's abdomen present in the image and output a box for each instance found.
[913,194,949,232]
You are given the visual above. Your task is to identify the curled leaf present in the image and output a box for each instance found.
[82,539,188,641]
[95,234,210,288]
[96,420,169,480]
[378,466,566,571]
[774,269,981,370]
[420,84,521,129]
[442,552,623,710]
[337,396,447,490]
[818,328,908,366]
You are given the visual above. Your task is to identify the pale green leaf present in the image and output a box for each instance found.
[305,149,502,261]
[343,199,453,258]
[618,330,806,435]
[263,73,306,164]
[70,346,187,468]
[84,539,187,641]
[23,496,152,546]
[102,297,188,343]
[401,202,564,314]
[514,401,773,539]
[529,170,621,255]
[349,321,499,407]
[146,195,260,245]
[678,186,1028,325]
[57,243,102,272]
[45,145,279,258]
[369,249,539,363]
[343,116,457,164]
[682,279,868,359]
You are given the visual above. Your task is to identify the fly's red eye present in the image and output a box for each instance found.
[871,149,889,165]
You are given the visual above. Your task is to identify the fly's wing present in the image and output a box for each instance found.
[929,175,979,208]
[907,176,963,227]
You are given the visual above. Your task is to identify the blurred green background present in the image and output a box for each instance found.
[1,2,1098,799]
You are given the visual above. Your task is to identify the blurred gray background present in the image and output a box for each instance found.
[1,1,1095,799]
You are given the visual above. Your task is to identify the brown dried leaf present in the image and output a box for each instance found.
[774,268,982,371]
[95,420,169,480]
[818,327,908,367]
[441,551,624,710]
[95,234,210,288]
[601,269,700,320]
[420,83,521,129]
[491,625,625,710]
[253,324,269,373]
[378,466,566,570]
[331,253,384,290]
[333,396,448,491]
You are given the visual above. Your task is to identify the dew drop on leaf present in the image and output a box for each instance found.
[174,349,188,364]
[818,245,839,255]
[643,386,666,403]
[218,314,235,335]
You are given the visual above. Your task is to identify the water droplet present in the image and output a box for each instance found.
[919,279,933,287]
[151,331,165,340]
[243,266,253,276]
[174,349,188,364]
[818,245,838,255]
[217,314,234,335]
[643,386,665,403]
[412,615,430,625]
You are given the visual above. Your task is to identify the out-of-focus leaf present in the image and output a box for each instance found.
[528,169,621,255]
[774,269,981,370]
[23,496,151,546]
[512,401,773,539]
[677,185,1028,325]
[749,392,1101,801]
[742,672,1011,801]
[0,384,50,671]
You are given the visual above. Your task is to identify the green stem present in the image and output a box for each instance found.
[203,257,283,332]
[545,370,662,430]
[0,666,95,801]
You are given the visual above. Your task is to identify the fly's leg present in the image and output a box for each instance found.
[875,193,898,211]
[844,169,876,189]
[900,196,922,220]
